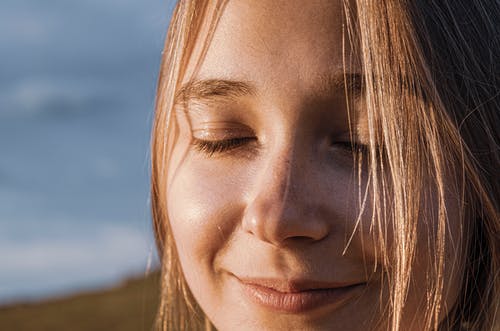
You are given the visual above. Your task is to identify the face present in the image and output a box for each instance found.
[165,1,462,330]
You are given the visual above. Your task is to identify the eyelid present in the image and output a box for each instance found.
[191,137,258,157]
[192,124,255,140]
[332,140,369,154]
[328,131,371,155]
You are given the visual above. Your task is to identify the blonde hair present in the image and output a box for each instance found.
[151,1,500,330]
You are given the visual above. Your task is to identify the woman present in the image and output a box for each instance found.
[151,0,499,330]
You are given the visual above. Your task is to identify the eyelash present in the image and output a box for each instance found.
[192,137,369,157]
[334,141,370,155]
[192,137,257,156]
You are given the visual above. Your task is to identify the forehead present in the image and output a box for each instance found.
[185,0,359,91]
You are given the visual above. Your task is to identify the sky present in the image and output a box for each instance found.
[0,0,174,303]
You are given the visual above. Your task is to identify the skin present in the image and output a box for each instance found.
[165,1,463,330]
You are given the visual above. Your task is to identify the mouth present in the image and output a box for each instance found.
[236,276,367,314]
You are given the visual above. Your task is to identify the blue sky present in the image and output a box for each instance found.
[0,0,174,303]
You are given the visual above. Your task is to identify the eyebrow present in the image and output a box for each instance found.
[174,73,363,106]
[175,79,256,106]
[321,73,363,98]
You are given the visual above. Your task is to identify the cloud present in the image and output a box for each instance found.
[0,0,170,48]
[0,12,55,45]
[0,76,115,118]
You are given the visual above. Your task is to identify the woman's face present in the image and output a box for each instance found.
[166,1,462,330]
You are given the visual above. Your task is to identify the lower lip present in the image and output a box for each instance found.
[241,282,366,314]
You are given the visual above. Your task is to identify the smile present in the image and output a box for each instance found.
[237,277,367,314]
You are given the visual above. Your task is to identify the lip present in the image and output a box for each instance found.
[236,276,366,314]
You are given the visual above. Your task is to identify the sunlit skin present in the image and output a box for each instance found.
[165,1,462,330]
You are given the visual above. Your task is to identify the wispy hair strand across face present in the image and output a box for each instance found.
[151,1,500,330]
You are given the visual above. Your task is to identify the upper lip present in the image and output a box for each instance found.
[235,276,364,293]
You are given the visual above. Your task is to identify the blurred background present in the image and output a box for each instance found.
[0,0,174,329]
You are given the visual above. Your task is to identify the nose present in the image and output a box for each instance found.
[242,146,330,246]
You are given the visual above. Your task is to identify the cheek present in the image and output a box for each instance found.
[168,162,231,256]
[166,155,253,299]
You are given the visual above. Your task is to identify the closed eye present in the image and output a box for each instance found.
[192,137,257,157]
[192,135,371,159]
[332,141,369,155]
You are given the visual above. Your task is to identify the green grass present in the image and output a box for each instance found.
[0,272,160,331]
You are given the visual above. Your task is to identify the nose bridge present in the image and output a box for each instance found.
[242,141,329,245]
[261,145,294,213]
